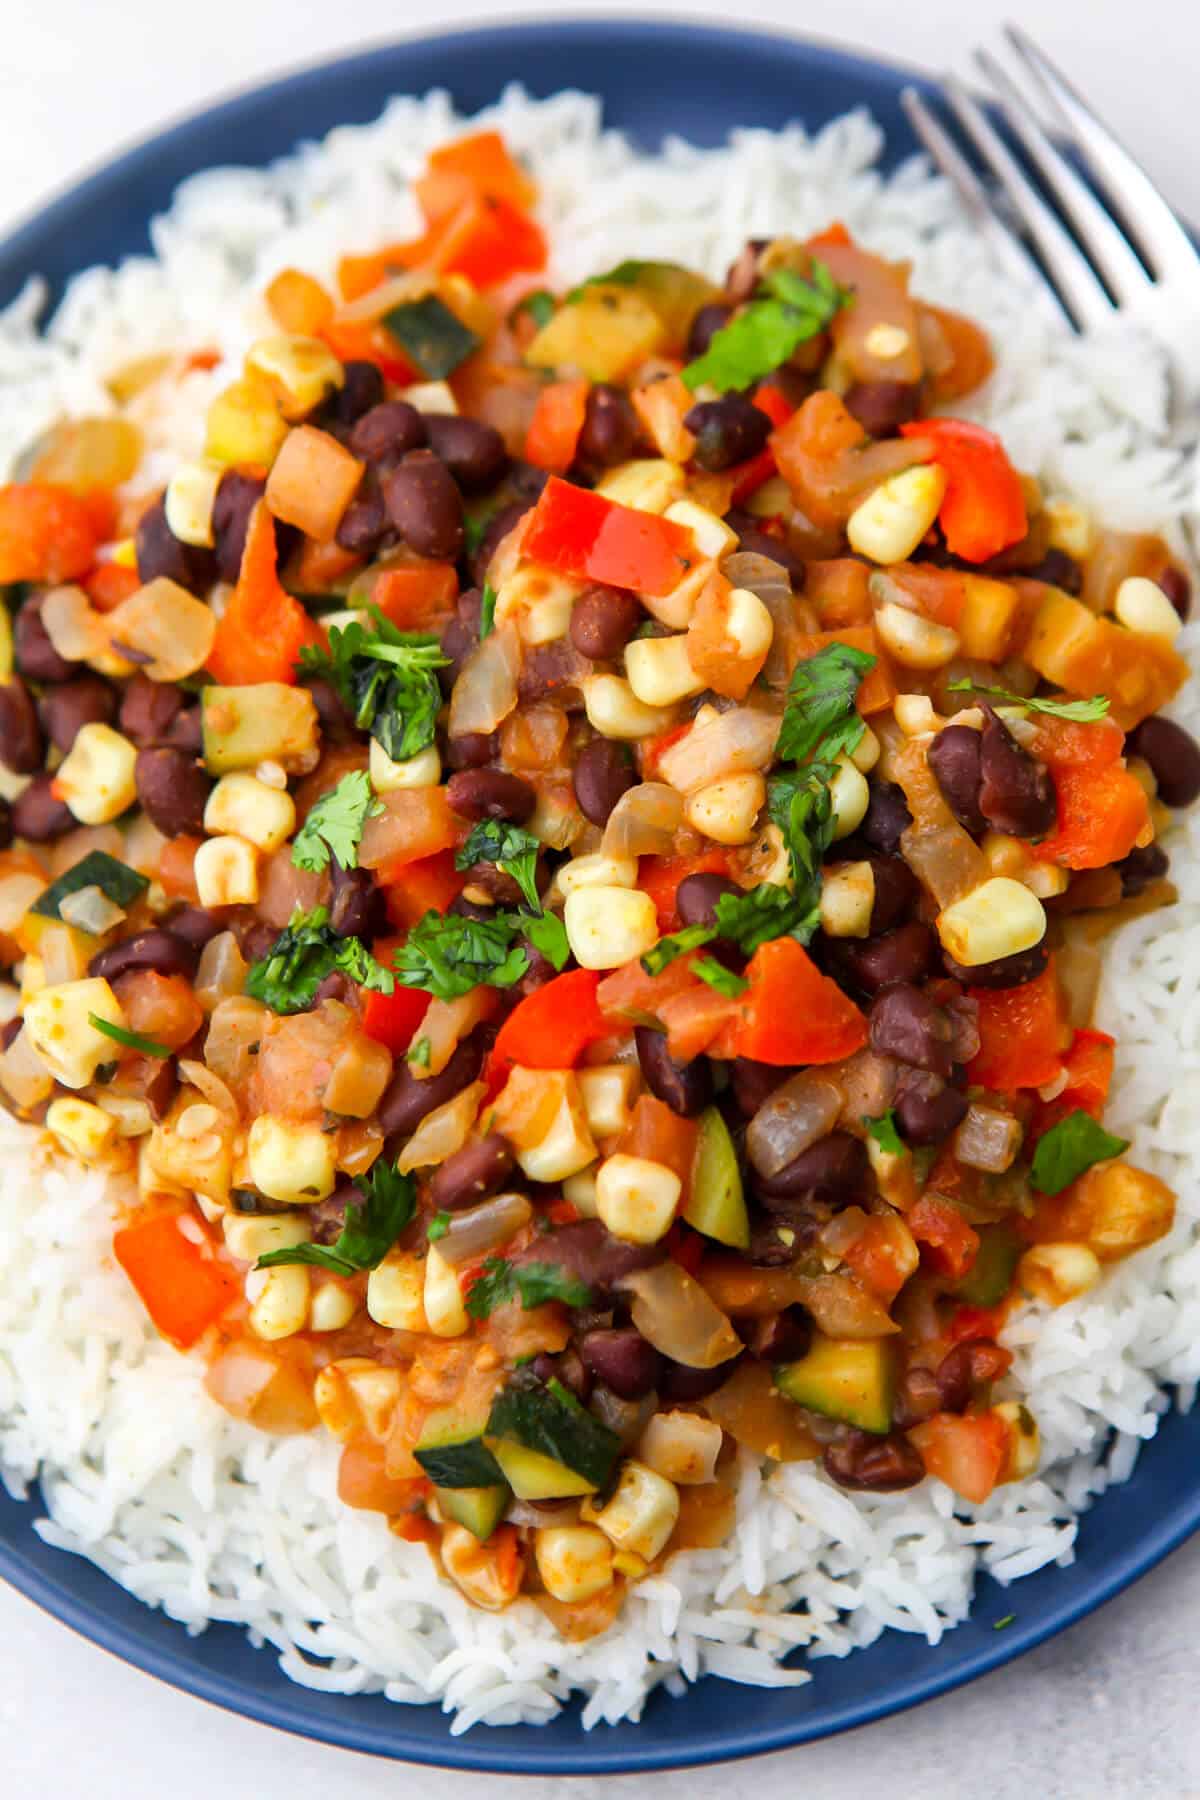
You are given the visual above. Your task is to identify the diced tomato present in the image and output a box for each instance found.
[721,937,868,1066]
[807,221,853,251]
[840,1214,917,1304]
[918,302,996,405]
[490,969,608,1072]
[113,1210,237,1349]
[158,835,201,901]
[666,1223,705,1277]
[320,313,419,384]
[618,1094,697,1186]
[266,268,335,336]
[546,1199,580,1226]
[786,626,896,716]
[803,558,872,629]
[968,961,1069,1095]
[637,849,730,931]
[596,952,702,1026]
[639,722,695,783]
[524,378,590,474]
[908,1193,980,1281]
[900,417,1027,564]
[371,563,459,627]
[885,561,966,629]
[0,482,107,584]
[657,982,741,1064]
[415,130,538,224]
[908,1410,1012,1505]
[947,1305,1004,1345]
[378,847,465,926]
[1030,1027,1116,1142]
[338,1445,430,1515]
[1039,766,1149,871]
[206,503,321,685]
[83,560,141,610]
[522,476,698,598]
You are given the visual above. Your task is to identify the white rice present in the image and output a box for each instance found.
[1,88,1199,1734]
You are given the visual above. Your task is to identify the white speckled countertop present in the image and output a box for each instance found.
[3,3,1199,1794]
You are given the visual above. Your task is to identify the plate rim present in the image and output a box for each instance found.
[1,14,1197,1773]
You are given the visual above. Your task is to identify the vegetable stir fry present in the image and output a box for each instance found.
[1,126,1193,1624]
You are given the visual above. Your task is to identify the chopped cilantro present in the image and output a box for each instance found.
[993,1615,1016,1631]
[291,769,383,874]
[456,820,542,911]
[945,678,1109,722]
[257,1156,415,1276]
[682,258,850,393]
[777,641,876,767]
[513,288,556,328]
[565,258,663,303]
[479,581,498,640]
[87,1014,171,1059]
[426,1211,451,1242]
[392,910,529,1000]
[245,907,394,1014]
[641,921,721,976]
[465,1255,592,1319]
[297,607,448,763]
[691,956,747,998]
[864,1110,904,1155]
[524,908,570,971]
[1030,1109,1129,1197]
[406,1035,432,1069]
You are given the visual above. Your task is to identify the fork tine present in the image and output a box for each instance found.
[1005,24,1200,283]
[900,88,1071,329]
[973,48,1151,305]
[942,75,1114,332]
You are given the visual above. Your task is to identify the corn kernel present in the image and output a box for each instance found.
[534,1525,614,1603]
[863,322,911,360]
[596,459,685,515]
[684,771,766,846]
[423,1244,469,1338]
[994,1400,1041,1482]
[637,1410,723,1485]
[936,876,1046,967]
[505,1071,596,1183]
[819,861,875,938]
[495,566,583,645]
[367,1250,428,1330]
[247,1114,337,1203]
[663,498,738,560]
[164,460,223,548]
[828,757,870,840]
[399,379,457,414]
[561,1166,600,1217]
[441,1524,524,1611]
[847,463,947,565]
[894,692,944,737]
[24,977,125,1090]
[248,1264,310,1340]
[205,374,288,468]
[1018,1241,1102,1306]
[850,724,881,772]
[724,586,774,663]
[45,1096,117,1162]
[564,886,659,969]
[595,1153,681,1244]
[194,835,259,908]
[578,1064,639,1138]
[204,773,296,852]
[874,599,960,669]
[246,334,344,420]
[582,674,676,740]
[1114,575,1182,642]
[643,556,714,630]
[584,1459,679,1561]
[367,738,441,793]
[222,1212,311,1263]
[1041,497,1094,562]
[557,852,639,896]
[54,723,138,824]
[625,634,706,708]
[310,1280,358,1333]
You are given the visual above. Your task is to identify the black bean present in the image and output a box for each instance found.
[135,495,215,592]
[933,1344,974,1415]
[442,735,495,780]
[726,517,806,584]
[471,500,529,587]
[462,860,524,906]
[865,855,919,933]
[379,1033,486,1139]
[422,414,508,491]
[894,1070,969,1146]
[12,773,73,841]
[383,451,464,560]
[837,921,937,995]
[428,1133,516,1213]
[439,612,478,687]
[573,737,635,826]
[579,1327,663,1400]
[212,473,266,584]
[298,677,352,745]
[89,929,198,983]
[510,460,551,504]
[519,640,588,707]
[309,1181,357,1245]
[860,778,912,854]
[449,892,497,923]
[38,676,116,754]
[1158,564,1192,622]
[335,486,387,556]
[331,360,385,427]
[0,798,13,852]
[167,906,221,949]
[942,940,1049,988]
[659,1356,740,1403]
[575,384,638,469]
[635,1025,713,1118]
[978,707,1056,838]
[235,919,278,963]
[891,1365,942,1430]
[730,1056,792,1117]
[686,302,733,360]
[167,706,203,754]
[134,747,210,838]
[118,674,182,746]
[684,393,772,472]
[530,1348,592,1403]
[513,937,559,1000]
[1116,842,1169,898]
[843,380,920,437]
[348,401,426,463]
[514,1219,662,1303]
[746,1307,812,1363]
[14,595,76,684]
[757,1132,867,1204]
[675,870,740,929]
[1023,547,1082,594]
[569,585,642,660]
[1128,715,1200,809]
[928,724,986,833]
[143,1057,179,1121]
[823,1429,924,1492]
[0,677,44,774]
[869,983,956,1078]
[445,768,536,823]
[328,861,383,940]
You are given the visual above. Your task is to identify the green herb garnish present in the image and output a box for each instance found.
[456,820,542,912]
[465,1255,592,1319]
[1030,1109,1129,1197]
[87,1014,171,1059]
[993,1615,1016,1631]
[258,1157,416,1276]
[406,1035,432,1069]
[514,288,556,328]
[523,908,570,971]
[778,641,876,767]
[245,906,394,1014]
[691,956,748,998]
[291,769,383,874]
[426,1211,451,1242]
[864,1110,904,1155]
[945,679,1109,723]
[298,607,448,764]
[565,259,661,304]
[393,910,529,1000]
[479,582,498,640]
[682,258,850,393]
[640,922,722,976]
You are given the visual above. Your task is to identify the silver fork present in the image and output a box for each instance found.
[901,24,1200,416]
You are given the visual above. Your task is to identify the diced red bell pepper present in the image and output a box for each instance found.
[1038,763,1149,871]
[379,847,466,928]
[1030,1027,1116,1141]
[206,503,321,685]
[490,969,608,1072]
[83,560,142,610]
[524,378,590,474]
[113,1210,238,1350]
[0,482,108,584]
[360,940,431,1053]
[900,417,1027,563]
[968,961,1069,1095]
[415,129,538,223]
[908,1192,981,1281]
[637,849,731,932]
[522,476,698,598]
[371,563,459,628]
[947,1305,1005,1345]
[400,194,547,290]
[909,1411,1012,1504]
[722,937,868,1066]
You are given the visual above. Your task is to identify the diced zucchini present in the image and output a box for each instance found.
[31,850,148,926]
[775,1333,896,1435]
[683,1106,749,1248]
[952,1222,1022,1308]
[414,1406,505,1488]
[435,1483,510,1541]
[485,1440,598,1501]
[201,683,318,774]
[382,296,480,380]
[526,287,666,383]
[486,1370,621,1492]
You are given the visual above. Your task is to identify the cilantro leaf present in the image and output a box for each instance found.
[291,769,383,874]
[479,582,498,640]
[524,908,570,971]
[513,288,556,328]
[465,1255,592,1319]
[682,257,849,393]
[406,1035,432,1069]
[778,641,876,766]
[714,882,811,954]
[945,678,1109,723]
[87,1014,171,1059]
[766,764,837,942]
[456,820,542,911]
[1030,1109,1129,1197]
[257,1156,415,1276]
[426,1211,450,1242]
[393,910,529,1000]
[692,956,747,998]
[298,607,448,763]
[640,921,720,976]
[864,1110,904,1155]
[245,906,394,1014]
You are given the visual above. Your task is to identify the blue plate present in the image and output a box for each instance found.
[0,19,1196,1773]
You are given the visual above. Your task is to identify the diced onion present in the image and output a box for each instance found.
[177,1058,238,1120]
[835,1048,899,1128]
[954,1103,1023,1173]
[0,872,48,934]
[893,736,987,908]
[703,1359,819,1462]
[195,931,248,1010]
[50,826,124,877]
[601,782,684,859]
[819,1206,870,1260]
[336,269,437,323]
[203,995,268,1085]
[435,1192,533,1266]
[721,551,796,690]
[397,1080,484,1174]
[204,1340,318,1434]
[40,585,108,662]
[414,989,497,1079]
[745,1070,844,1179]
[618,1262,743,1368]
[793,1271,899,1339]
[449,624,521,738]
[38,920,86,984]
[0,1026,53,1110]
[657,706,780,795]
[104,578,217,681]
